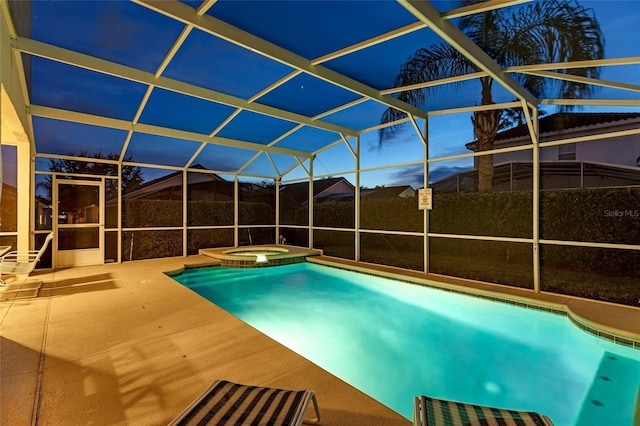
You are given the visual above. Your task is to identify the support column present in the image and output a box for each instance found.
[234,177,239,246]
[17,142,30,251]
[424,118,429,274]
[117,163,122,262]
[354,135,360,262]
[182,169,187,256]
[308,156,314,249]
[275,178,280,244]
[532,108,540,292]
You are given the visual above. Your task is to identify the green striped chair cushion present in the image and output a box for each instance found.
[415,396,554,426]
[170,380,317,426]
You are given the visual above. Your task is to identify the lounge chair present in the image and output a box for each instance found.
[0,246,10,257]
[414,395,554,426]
[0,232,54,285]
[169,380,321,426]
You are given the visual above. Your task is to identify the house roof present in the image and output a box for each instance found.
[279,177,352,204]
[119,164,226,200]
[503,112,640,139]
[431,160,640,192]
[467,112,640,150]
[360,185,415,198]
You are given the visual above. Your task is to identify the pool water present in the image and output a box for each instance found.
[172,263,640,426]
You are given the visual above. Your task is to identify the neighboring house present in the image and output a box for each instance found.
[1,183,18,230]
[114,172,356,208]
[186,172,234,202]
[433,112,640,192]
[108,166,233,205]
[466,112,640,167]
[360,185,416,199]
[35,195,52,228]
[122,170,230,202]
[279,177,355,205]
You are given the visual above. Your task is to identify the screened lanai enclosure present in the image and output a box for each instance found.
[1,0,639,305]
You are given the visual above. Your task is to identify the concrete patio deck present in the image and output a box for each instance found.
[1,256,410,426]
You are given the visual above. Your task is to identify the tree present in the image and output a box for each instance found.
[380,0,603,192]
[38,152,144,201]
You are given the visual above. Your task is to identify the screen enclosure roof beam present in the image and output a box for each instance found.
[11,36,358,138]
[28,105,313,159]
[133,0,429,120]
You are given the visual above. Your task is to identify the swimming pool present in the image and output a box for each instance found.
[171,262,640,426]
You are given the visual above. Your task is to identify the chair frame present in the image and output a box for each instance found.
[414,395,554,426]
[169,380,321,426]
[0,232,55,285]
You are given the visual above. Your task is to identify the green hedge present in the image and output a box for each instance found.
[122,230,182,261]
[124,188,638,257]
[429,188,639,275]
[540,188,640,244]
[360,197,422,231]
[309,201,355,228]
[238,227,275,245]
[430,191,532,237]
[313,229,355,259]
[189,201,234,226]
[540,244,639,276]
[279,228,309,247]
[360,233,423,271]
[429,238,533,289]
[308,198,422,231]
[239,202,274,225]
[1,192,17,232]
[187,229,234,255]
[428,188,640,244]
[115,189,638,303]
[123,199,182,227]
[123,199,273,227]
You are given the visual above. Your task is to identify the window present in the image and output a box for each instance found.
[558,143,576,160]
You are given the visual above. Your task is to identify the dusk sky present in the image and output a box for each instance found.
[8,0,640,191]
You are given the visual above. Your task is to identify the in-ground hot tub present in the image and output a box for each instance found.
[199,245,321,267]
[223,247,289,264]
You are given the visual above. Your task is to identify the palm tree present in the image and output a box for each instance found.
[380,0,604,192]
